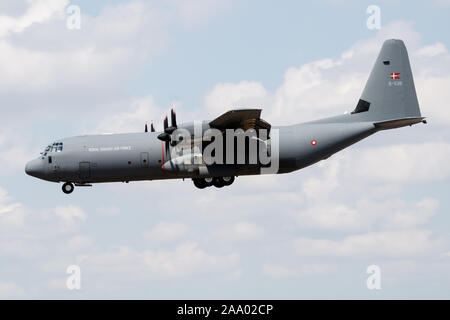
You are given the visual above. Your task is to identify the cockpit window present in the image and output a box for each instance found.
[43,142,63,154]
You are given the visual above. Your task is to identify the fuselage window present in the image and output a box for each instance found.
[48,156,52,164]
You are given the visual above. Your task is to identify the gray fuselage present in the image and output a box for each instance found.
[25,115,377,184]
[24,39,426,192]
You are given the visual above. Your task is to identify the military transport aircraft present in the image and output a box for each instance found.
[25,39,425,194]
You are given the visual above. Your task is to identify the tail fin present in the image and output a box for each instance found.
[352,39,423,125]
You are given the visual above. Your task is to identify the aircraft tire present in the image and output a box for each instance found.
[62,182,74,194]
[204,177,214,187]
[213,177,225,188]
[222,176,235,186]
[193,178,207,189]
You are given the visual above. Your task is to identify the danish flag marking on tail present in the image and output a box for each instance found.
[390,72,400,80]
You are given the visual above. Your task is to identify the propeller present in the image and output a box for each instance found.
[165,108,177,134]
[158,109,181,154]
[158,115,171,142]
[171,108,177,127]
[150,122,155,132]
[145,122,148,133]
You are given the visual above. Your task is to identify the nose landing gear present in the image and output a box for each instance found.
[62,182,74,194]
[192,176,235,189]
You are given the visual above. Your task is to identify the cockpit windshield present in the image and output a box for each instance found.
[42,142,63,155]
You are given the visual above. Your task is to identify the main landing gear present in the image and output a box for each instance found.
[62,182,74,194]
[192,176,235,189]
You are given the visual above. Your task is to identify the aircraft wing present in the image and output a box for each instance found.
[209,108,271,133]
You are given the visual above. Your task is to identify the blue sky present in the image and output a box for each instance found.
[0,0,450,299]
[73,0,450,102]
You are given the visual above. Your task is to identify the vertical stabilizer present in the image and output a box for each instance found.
[352,39,422,122]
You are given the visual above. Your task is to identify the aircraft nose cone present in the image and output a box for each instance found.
[25,159,44,178]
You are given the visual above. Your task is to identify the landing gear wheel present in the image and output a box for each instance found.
[193,178,207,189]
[213,177,225,188]
[204,177,214,187]
[62,182,74,194]
[222,176,235,186]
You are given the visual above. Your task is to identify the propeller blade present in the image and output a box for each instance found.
[163,115,168,131]
[145,122,148,133]
[171,108,177,128]
[157,132,170,141]
[150,122,155,132]
[165,109,177,134]
[159,116,171,141]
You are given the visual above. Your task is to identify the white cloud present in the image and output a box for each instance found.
[295,197,439,231]
[294,230,443,258]
[351,143,450,183]
[0,128,34,174]
[170,0,231,28]
[0,2,168,97]
[301,159,340,201]
[262,263,337,278]
[441,251,450,258]
[0,187,27,231]
[0,1,28,17]
[376,198,439,229]
[141,242,239,277]
[65,235,93,252]
[216,221,264,241]
[204,81,271,118]
[434,0,450,5]
[86,242,240,278]
[0,145,32,174]
[47,277,69,291]
[142,222,189,243]
[0,6,449,298]
[0,0,234,95]
[295,204,360,230]
[0,282,25,298]
[93,95,164,134]
[0,238,44,260]
[416,42,447,57]
[287,143,443,231]
[0,0,68,37]
[415,76,450,125]
[96,205,121,217]
[201,21,450,128]
[52,205,87,232]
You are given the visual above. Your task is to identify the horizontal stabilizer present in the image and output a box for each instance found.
[374,117,426,130]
